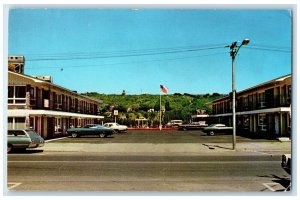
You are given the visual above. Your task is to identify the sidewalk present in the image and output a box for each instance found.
[41,140,291,155]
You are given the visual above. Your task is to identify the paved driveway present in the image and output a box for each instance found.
[51,130,277,144]
[37,130,291,155]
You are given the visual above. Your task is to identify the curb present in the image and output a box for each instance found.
[40,142,291,155]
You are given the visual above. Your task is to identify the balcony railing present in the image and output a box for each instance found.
[9,98,98,115]
[213,95,291,114]
[8,98,26,105]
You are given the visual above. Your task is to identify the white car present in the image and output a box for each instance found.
[103,122,128,133]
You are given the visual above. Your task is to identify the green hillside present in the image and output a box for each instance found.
[83,92,225,127]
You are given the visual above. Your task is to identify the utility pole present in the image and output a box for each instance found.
[229,38,250,150]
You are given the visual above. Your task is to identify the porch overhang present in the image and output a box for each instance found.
[7,109,104,119]
[211,107,291,117]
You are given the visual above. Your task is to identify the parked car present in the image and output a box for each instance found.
[281,154,291,175]
[178,121,208,131]
[103,122,128,133]
[281,154,291,191]
[66,124,114,138]
[203,124,233,136]
[7,129,45,153]
[166,120,183,127]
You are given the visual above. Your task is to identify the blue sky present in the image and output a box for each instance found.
[8,9,292,94]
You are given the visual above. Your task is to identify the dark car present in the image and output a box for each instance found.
[281,154,291,175]
[203,124,233,136]
[7,129,45,153]
[281,154,291,191]
[66,124,114,138]
[178,121,208,131]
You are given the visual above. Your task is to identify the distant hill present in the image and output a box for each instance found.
[83,92,225,127]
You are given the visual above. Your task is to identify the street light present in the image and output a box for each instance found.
[229,38,250,150]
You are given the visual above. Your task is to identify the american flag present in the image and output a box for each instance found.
[160,85,168,94]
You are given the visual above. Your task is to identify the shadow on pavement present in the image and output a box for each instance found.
[202,143,232,150]
[258,174,291,191]
[8,149,44,154]
[238,133,278,141]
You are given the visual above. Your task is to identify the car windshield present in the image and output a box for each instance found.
[91,125,104,129]
[84,124,96,128]
[27,130,41,138]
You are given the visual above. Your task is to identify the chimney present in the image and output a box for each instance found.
[8,56,25,74]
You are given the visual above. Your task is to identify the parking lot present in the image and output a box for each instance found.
[51,130,277,144]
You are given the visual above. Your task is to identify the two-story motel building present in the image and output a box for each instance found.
[7,56,104,139]
[210,74,291,138]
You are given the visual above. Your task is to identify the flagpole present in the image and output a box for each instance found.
[159,91,162,131]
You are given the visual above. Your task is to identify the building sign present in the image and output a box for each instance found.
[114,110,118,116]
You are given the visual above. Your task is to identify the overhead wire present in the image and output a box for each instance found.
[26,45,227,61]
[23,42,291,70]
[26,51,228,69]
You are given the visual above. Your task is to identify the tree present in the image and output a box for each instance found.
[165,101,171,111]
[154,100,160,111]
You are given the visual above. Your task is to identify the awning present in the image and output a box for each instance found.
[7,109,104,119]
[211,107,291,117]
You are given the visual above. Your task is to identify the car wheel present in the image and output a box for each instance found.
[112,130,117,134]
[7,144,13,153]
[183,127,187,131]
[209,131,215,136]
[71,133,78,138]
[99,133,106,138]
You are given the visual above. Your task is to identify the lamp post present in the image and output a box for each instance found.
[229,38,250,150]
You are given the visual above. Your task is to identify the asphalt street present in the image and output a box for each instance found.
[6,130,292,193]
[7,152,290,192]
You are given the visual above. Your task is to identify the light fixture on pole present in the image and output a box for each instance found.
[229,38,250,150]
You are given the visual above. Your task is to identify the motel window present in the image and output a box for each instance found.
[243,97,248,107]
[55,118,62,133]
[56,94,62,109]
[7,118,13,129]
[8,86,26,104]
[57,94,62,104]
[258,114,267,131]
[15,86,26,98]
[8,86,14,104]
[287,85,291,102]
[30,117,35,129]
[14,117,26,129]
[8,86,14,98]
[258,93,266,108]
[30,87,35,98]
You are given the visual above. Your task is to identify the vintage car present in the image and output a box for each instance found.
[166,120,183,127]
[203,124,233,136]
[103,122,128,133]
[66,124,114,138]
[178,121,208,131]
[281,154,291,175]
[281,154,291,191]
[7,129,45,153]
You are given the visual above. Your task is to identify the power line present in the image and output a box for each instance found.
[26,45,227,61]
[24,43,228,57]
[26,52,228,70]
[245,43,291,53]
[27,47,223,61]
[20,42,291,65]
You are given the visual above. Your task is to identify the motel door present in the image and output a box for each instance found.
[275,114,280,135]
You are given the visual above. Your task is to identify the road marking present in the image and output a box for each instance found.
[8,160,279,164]
[262,183,279,192]
[7,182,22,190]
